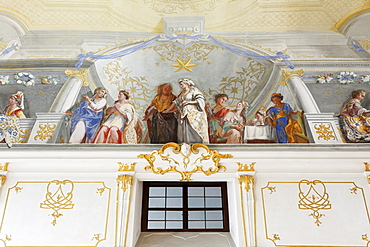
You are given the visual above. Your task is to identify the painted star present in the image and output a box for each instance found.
[172,58,196,72]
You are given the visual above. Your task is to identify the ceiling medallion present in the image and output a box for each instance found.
[172,57,196,72]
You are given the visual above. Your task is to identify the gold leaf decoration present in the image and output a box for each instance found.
[138,142,232,181]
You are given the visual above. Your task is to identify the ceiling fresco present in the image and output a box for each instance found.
[0,0,368,32]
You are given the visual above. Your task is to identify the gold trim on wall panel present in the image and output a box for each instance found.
[261,181,370,247]
[138,142,232,181]
[0,162,9,192]
[0,181,111,247]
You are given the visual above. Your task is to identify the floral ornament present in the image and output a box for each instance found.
[337,71,357,84]
[0,75,10,85]
[316,73,334,84]
[360,75,370,84]
[15,72,35,86]
[41,76,59,85]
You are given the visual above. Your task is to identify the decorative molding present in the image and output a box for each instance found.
[298,179,331,226]
[116,175,134,192]
[0,162,9,191]
[238,175,254,192]
[314,123,336,141]
[237,162,255,171]
[65,69,90,87]
[33,123,56,141]
[138,142,232,181]
[365,162,370,172]
[279,69,305,86]
[40,180,75,226]
[118,162,136,172]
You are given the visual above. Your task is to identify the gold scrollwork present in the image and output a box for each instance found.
[272,234,280,241]
[138,142,232,181]
[40,180,75,226]
[314,123,336,141]
[350,185,362,194]
[19,128,31,143]
[97,187,105,195]
[267,186,276,194]
[238,175,254,192]
[92,233,101,241]
[365,162,370,172]
[363,234,370,245]
[0,162,9,172]
[0,175,6,187]
[116,175,133,192]
[118,162,136,171]
[65,69,90,87]
[279,69,304,86]
[14,186,23,193]
[34,123,56,141]
[237,162,255,171]
[298,179,331,226]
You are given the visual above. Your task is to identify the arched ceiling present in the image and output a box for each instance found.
[0,0,369,33]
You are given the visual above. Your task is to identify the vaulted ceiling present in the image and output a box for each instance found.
[1,0,369,33]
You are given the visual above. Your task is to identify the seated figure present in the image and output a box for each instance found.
[339,90,370,142]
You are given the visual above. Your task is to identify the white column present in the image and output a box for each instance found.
[49,69,89,113]
[287,76,321,114]
[49,76,83,113]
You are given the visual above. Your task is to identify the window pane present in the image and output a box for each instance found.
[167,187,182,197]
[166,221,183,229]
[188,221,205,229]
[206,210,223,220]
[205,187,221,196]
[206,221,223,229]
[166,211,182,220]
[149,187,166,197]
[149,198,165,208]
[166,198,182,208]
[148,221,165,229]
[205,198,222,208]
[188,211,205,220]
[148,210,165,220]
[188,187,204,196]
[188,197,204,208]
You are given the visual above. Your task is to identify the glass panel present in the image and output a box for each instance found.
[206,221,223,229]
[149,187,166,197]
[188,197,204,208]
[148,221,165,229]
[166,221,183,229]
[206,210,223,220]
[166,211,182,220]
[167,187,182,197]
[148,210,165,220]
[149,198,165,208]
[188,221,205,229]
[205,187,221,196]
[205,198,222,208]
[188,187,204,196]
[166,198,182,208]
[188,211,205,220]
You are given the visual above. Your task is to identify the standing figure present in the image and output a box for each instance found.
[68,87,107,143]
[4,91,26,118]
[220,101,248,144]
[143,83,178,143]
[205,93,230,143]
[266,93,308,143]
[340,90,370,142]
[164,78,209,144]
[93,90,142,144]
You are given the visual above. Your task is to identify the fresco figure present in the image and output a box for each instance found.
[266,93,308,143]
[220,101,248,144]
[143,83,178,143]
[68,87,107,144]
[205,93,230,143]
[4,91,26,118]
[248,108,267,126]
[164,78,209,144]
[93,90,143,144]
[339,90,370,142]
